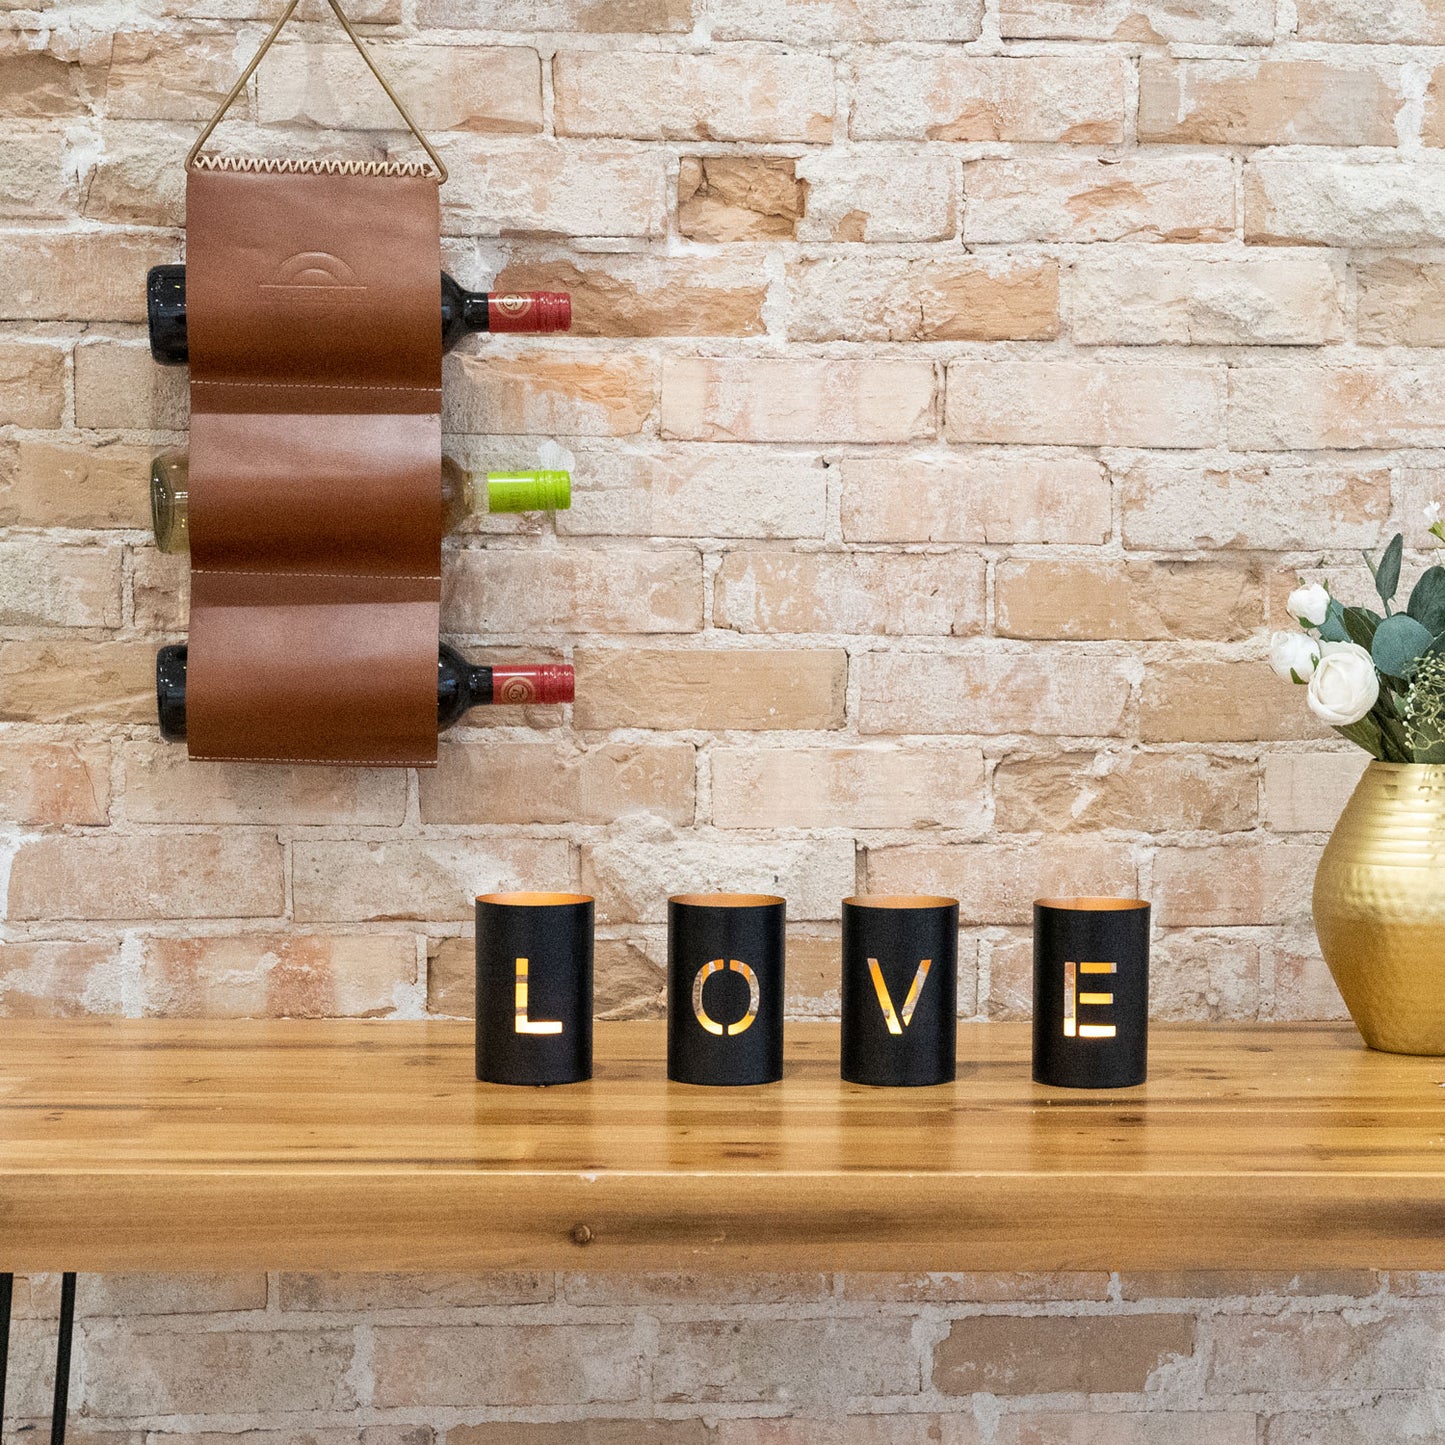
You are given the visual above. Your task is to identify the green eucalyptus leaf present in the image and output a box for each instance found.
[1371,613,1434,678]
[1376,533,1404,608]
[1319,597,1349,642]
[1408,566,1445,633]
[1341,606,1382,650]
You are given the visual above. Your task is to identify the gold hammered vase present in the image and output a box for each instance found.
[1313,761,1445,1055]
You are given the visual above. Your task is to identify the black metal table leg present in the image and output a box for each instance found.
[0,1272,13,1424]
[50,1273,75,1445]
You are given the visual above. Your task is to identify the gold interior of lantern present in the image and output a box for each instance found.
[1036,897,1149,911]
[671,893,784,908]
[478,891,592,906]
[844,894,956,909]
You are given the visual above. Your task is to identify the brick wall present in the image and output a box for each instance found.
[7,1269,1445,1442]
[4,0,1443,1434]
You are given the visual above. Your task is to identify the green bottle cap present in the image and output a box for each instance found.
[484,470,571,514]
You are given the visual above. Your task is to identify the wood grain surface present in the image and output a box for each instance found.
[2,1020,1444,1272]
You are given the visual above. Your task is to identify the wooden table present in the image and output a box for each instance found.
[2,1019,1445,1273]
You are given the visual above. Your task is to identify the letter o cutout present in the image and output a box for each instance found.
[692,958,760,1037]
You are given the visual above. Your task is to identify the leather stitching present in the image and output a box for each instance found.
[191,380,442,393]
[191,569,440,581]
[188,755,435,765]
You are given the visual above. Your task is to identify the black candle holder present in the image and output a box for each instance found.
[668,893,785,1086]
[1032,896,1150,1089]
[841,895,958,1087]
[475,891,593,1086]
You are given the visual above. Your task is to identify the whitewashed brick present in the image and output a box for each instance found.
[789,255,1058,342]
[841,455,1110,545]
[0,539,121,628]
[1357,260,1445,347]
[1069,252,1343,346]
[662,358,935,444]
[554,52,834,142]
[419,0,689,27]
[557,447,828,540]
[711,745,988,830]
[1229,365,1445,449]
[1001,0,1274,42]
[965,155,1235,244]
[1246,160,1445,248]
[796,151,959,242]
[259,43,543,134]
[1264,753,1370,833]
[852,53,1127,143]
[867,840,1138,925]
[293,839,573,923]
[1296,0,1445,42]
[856,650,1134,736]
[1139,59,1401,146]
[1,130,77,218]
[946,361,1224,447]
[443,546,702,634]
[583,832,857,923]
[713,0,983,40]
[714,550,986,636]
[1118,457,1392,550]
[440,139,665,238]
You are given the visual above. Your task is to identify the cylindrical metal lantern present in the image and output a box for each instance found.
[1032,896,1150,1089]
[475,891,593,1086]
[841,895,958,1087]
[668,893,785,1086]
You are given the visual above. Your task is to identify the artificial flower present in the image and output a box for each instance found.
[1269,630,1321,683]
[1287,582,1331,628]
[1307,641,1380,727]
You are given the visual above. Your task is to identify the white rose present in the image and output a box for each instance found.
[1307,641,1380,727]
[1287,582,1331,628]
[1269,631,1321,682]
[1427,501,1442,527]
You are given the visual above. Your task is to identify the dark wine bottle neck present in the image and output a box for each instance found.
[436,644,492,730]
[439,272,484,352]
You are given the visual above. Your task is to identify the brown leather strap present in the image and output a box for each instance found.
[185,165,443,766]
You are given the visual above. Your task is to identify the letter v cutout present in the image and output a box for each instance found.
[867,957,933,1035]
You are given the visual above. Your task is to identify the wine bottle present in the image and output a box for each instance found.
[156,643,573,742]
[146,265,572,365]
[149,450,570,554]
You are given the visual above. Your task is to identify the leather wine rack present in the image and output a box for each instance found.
[181,0,449,766]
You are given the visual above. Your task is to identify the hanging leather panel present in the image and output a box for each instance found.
[184,165,443,766]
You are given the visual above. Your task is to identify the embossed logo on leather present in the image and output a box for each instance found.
[259,251,367,307]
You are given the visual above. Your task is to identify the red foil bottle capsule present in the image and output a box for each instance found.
[486,292,572,334]
[489,664,575,706]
